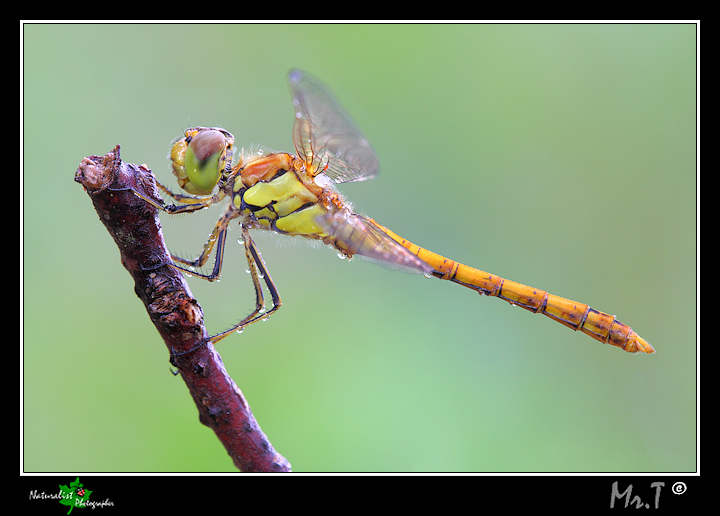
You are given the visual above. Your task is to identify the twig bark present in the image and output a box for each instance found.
[74,145,291,472]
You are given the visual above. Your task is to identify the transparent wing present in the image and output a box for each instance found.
[319,210,433,275]
[288,69,379,184]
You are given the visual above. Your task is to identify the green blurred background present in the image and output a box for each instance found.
[23,23,696,473]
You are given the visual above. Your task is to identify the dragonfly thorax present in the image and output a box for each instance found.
[232,153,334,240]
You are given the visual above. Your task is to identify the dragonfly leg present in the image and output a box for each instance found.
[155,179,205,203]
[206,226,283,345]
[127,184,216,215]
[170,207,238,281]
[156,179,216,205]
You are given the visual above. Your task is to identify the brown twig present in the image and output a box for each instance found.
[74,146,291,473]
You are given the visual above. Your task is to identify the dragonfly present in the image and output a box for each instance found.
[132,69,654,355]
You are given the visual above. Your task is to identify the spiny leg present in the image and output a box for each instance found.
[156,179,215,205]
[206,226,283,345]
[126,179,235,280]
[126,183,217,215]
[127,178,282,350]
[171,207,238,281]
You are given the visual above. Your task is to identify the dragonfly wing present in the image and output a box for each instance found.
[319,210,433,275]
[288,69,379,184]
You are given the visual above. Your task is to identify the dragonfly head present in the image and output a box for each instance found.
[169,127,235,195]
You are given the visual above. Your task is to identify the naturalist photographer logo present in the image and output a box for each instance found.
[58,477,92,514]
[28,477,113,514]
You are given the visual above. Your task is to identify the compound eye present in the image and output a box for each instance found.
[184,129,227,193]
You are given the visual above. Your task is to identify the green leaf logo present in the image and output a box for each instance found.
[58,477,92,515]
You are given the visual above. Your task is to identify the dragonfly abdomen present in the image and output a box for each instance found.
[372,222,654,354]
[450,261,653,353]
[478,273,653,353]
